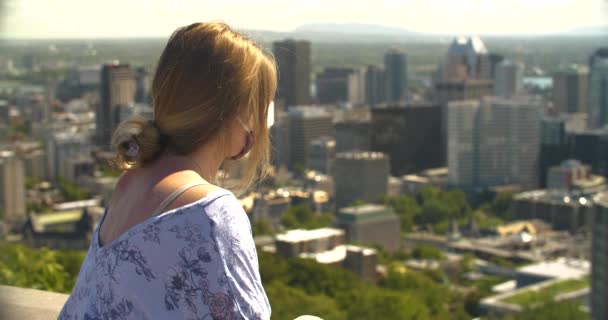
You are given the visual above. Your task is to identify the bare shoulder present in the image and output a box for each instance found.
[171,182,226,208]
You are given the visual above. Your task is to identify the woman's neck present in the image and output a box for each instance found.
[153,146,223,183]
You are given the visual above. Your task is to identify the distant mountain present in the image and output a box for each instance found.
[565,26,608,36]
[294,23,421,36]
[243,23,432,43]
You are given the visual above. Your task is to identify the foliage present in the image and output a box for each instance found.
[98,163,121,178]
[0,242,85,293]
[349,199,367,207]
[280,203,333,230]
[252,219,274,236]
[379,194,420,231]
[410,244,445,260]
[259,250,468,320]
[265,282,346,320]
[380,186,472,233]
[479,191,516,221]
[57,177,89,201]
[502,278,589,307]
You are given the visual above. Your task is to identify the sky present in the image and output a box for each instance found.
[1,0,607,38]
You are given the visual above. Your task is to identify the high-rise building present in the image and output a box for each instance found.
[97,62,135,148]
[447,96,542,190]
[589,48,608,68]
[273,40,311,108]
[447,100,479,188]
[588,50,608,128]
[270,111,290,168]
[371,103,444,175]
[540,115,570,188]
[347,67,366,106]
[335,120,372,153]
[134,67,151,103]
[335,204,401,252]
[333,151,389,209]
[21,148,46,181]
[46,131,93,181]
[553,65,589,114]
[477,96,541,190]
[365,65,386,107]
[0,151,26,222]
[287,107,333,170]
[315,67,353,104]
[384,49,407,104]
[568,128,608,177]
[495,60,524,98]
[306,136,335,174]
[434,79,494,107]
[592,192,608,320]
[441,36,492,81]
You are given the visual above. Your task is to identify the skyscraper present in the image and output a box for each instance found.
[0,151,25,222]
[97,62,135,148]
[384,49,407,104]
[441,36,491,81]
[447,96,542,190]
[494,60,524,98]
[287,107,333,170]
[315,67,353,104]
[592,191,608,320]
[539,115,569,188]
[333,151,389,209]
[433,79,494,107]
[365,65,386,107]
[306,136,335,174]
[273,39,311,108]
[477,96,542,189]
[134,67,151,103]
[588,50,608,129]
[335,120,372,153]
[553,65,589,114]
[371,103,444,176]
[347,67,366,106]
[447,100,479,188]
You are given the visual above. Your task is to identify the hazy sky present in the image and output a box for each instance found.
[1,0,607,38]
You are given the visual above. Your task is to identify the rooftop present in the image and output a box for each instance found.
[517,258,590,279]
[337,205,398,223]
[449,35,488,55]
[339,204,389,215]
[335,151,387,160]
[275,228,344,243]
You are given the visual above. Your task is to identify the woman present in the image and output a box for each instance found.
[59,21,276,319]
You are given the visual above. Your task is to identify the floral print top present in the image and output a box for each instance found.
[58,189,271,320]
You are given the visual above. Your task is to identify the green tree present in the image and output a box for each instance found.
[480,191,516,220]
[252,219,274,236]
[379,194,420,232]
[0,243,85,293]
[265,282,346,320]
[281,203,333,230]
[410,244,445,260]
[57,177,89,201]
[347,288,430,320]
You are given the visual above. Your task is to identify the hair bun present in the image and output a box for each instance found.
[111,116,166,170]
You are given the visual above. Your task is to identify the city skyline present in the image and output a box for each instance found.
[1,0,607,39]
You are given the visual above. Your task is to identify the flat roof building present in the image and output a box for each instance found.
[335,204,401,252]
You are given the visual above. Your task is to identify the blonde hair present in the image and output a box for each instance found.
[112,22,277,188]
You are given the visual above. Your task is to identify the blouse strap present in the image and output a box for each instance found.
[149,181,210,217]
